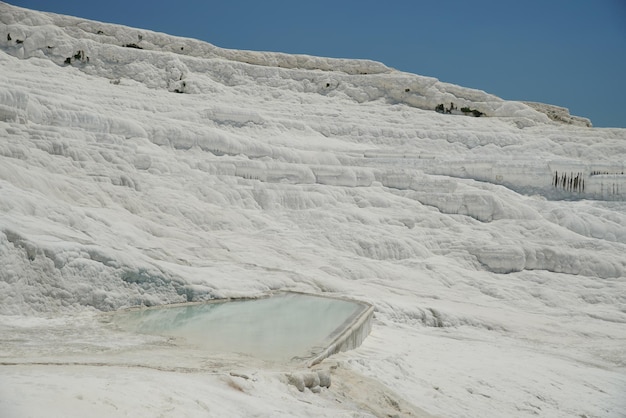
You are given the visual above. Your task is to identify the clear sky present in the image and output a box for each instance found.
[8,0,626,128]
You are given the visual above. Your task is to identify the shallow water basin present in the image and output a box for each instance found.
[110,292,373,365]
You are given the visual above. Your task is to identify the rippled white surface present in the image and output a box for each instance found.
[1,3,625,417]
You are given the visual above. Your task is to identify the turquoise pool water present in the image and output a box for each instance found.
[110,292,369,363]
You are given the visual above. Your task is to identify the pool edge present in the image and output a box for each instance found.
[306,302,375,367]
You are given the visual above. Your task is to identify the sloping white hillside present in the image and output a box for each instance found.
[1,3,625,417]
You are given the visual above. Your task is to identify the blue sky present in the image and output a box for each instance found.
[9,0,626,128]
